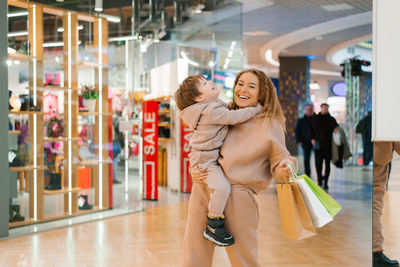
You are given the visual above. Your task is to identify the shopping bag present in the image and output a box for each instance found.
[294,178,333,228]
[299,175,342,218]
[276,182,317,240]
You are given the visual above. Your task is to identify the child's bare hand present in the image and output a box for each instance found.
[190,166,208,184]
[275,160,291,183]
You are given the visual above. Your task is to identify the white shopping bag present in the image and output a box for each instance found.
[294,178,333,228]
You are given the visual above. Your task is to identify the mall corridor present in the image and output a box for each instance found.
[0,162,372,267]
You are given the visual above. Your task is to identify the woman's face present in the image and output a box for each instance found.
[234,72,260,108]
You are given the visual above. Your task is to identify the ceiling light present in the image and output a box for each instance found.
[180,51,199,67]
[310,82,320,90]
[223,65,228,70]
[108,36,136,42]
[228,51,233,58]
[6,60,12,66]
[55,57,60,62]
[230,41,236,50]
[14,60,20,65]
[310,69,341,76]
[99,14,121,23]
[225,58,231,65]
[154,39,160,43]
[208,61,215,67]
[7,11,28,17]
[265,49,280,67]
[243,31,271,37]
[7,31,28,37]
[43,42,64,48]
[95,0,103,12]
[57,25,83,32]
[321,4,353,12]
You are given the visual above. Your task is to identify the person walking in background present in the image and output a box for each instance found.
[295,104,315,177]
[373,142,400,267]
[310,103,338,190]
[356,111,373,167]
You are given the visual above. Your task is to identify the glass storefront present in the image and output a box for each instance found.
[6,0,242,233]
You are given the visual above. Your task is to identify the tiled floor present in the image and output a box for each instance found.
[1,158,373,266]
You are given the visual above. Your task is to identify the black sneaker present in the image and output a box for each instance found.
[373,252,400,267]
[203,215,234,247]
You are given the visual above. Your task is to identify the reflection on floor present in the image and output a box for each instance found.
[1,160,372,266]
[9,164,190,238]
[381,156,400,261]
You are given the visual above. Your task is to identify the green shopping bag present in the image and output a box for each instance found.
[285,162,342,218]
[297,174,342,218]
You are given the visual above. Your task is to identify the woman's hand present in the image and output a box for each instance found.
[275,160,291,183]
[190,166,208,185]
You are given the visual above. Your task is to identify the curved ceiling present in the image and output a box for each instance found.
[242,0,372,78]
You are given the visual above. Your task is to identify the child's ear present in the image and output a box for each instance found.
[195,94,204,102]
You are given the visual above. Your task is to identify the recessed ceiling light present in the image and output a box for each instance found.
[244,31,271,37]
[321,4,353,12]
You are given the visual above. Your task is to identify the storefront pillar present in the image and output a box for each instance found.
[0,0,10,238]
[278,56,311,155]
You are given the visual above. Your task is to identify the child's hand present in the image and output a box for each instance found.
[275,160,291,183]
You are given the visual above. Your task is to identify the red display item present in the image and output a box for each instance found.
[78,167,91,190]
[142,101,159,200]
[180,119,193,193]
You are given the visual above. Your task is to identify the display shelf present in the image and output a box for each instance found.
[9,219,31,228]
[8,206,105,229]
[8,52,43,62]
[44,187,82,195]
[78,62,109,69]
[75,205,102,215]
[79,159,113,166]
[9,130,21,135]
[9,111,46,115]
[27,85,80,92]
[44,137,81,142]
[158,123,170,127]
[158,109,170,114]
[9,165,47,172]
[78,111,112,116]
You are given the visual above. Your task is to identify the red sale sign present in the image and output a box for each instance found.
[142,101,159,200]
[181,119,193,193]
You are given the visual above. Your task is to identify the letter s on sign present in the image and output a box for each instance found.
[144,145,155,155]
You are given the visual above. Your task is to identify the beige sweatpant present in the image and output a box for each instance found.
[182,182,260,267]
[205,163,231,217]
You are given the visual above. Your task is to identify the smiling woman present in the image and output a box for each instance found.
[183,68,296,267]
[230,68,286,128]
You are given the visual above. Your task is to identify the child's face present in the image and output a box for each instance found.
[195,77,220,102]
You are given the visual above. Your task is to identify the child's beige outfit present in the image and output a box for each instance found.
[181,99,260,217]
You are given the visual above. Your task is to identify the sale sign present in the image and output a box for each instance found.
[142,100,159,200]
[181,119,193,193]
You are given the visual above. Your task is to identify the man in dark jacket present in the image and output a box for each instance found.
[295,104,315,177]
[356,111,373,166]
[310,103,338,190]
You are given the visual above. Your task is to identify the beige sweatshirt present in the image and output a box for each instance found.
[180,99,260,167]
[218,116,298,194]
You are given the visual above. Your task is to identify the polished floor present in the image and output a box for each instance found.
[0,157,373,266]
